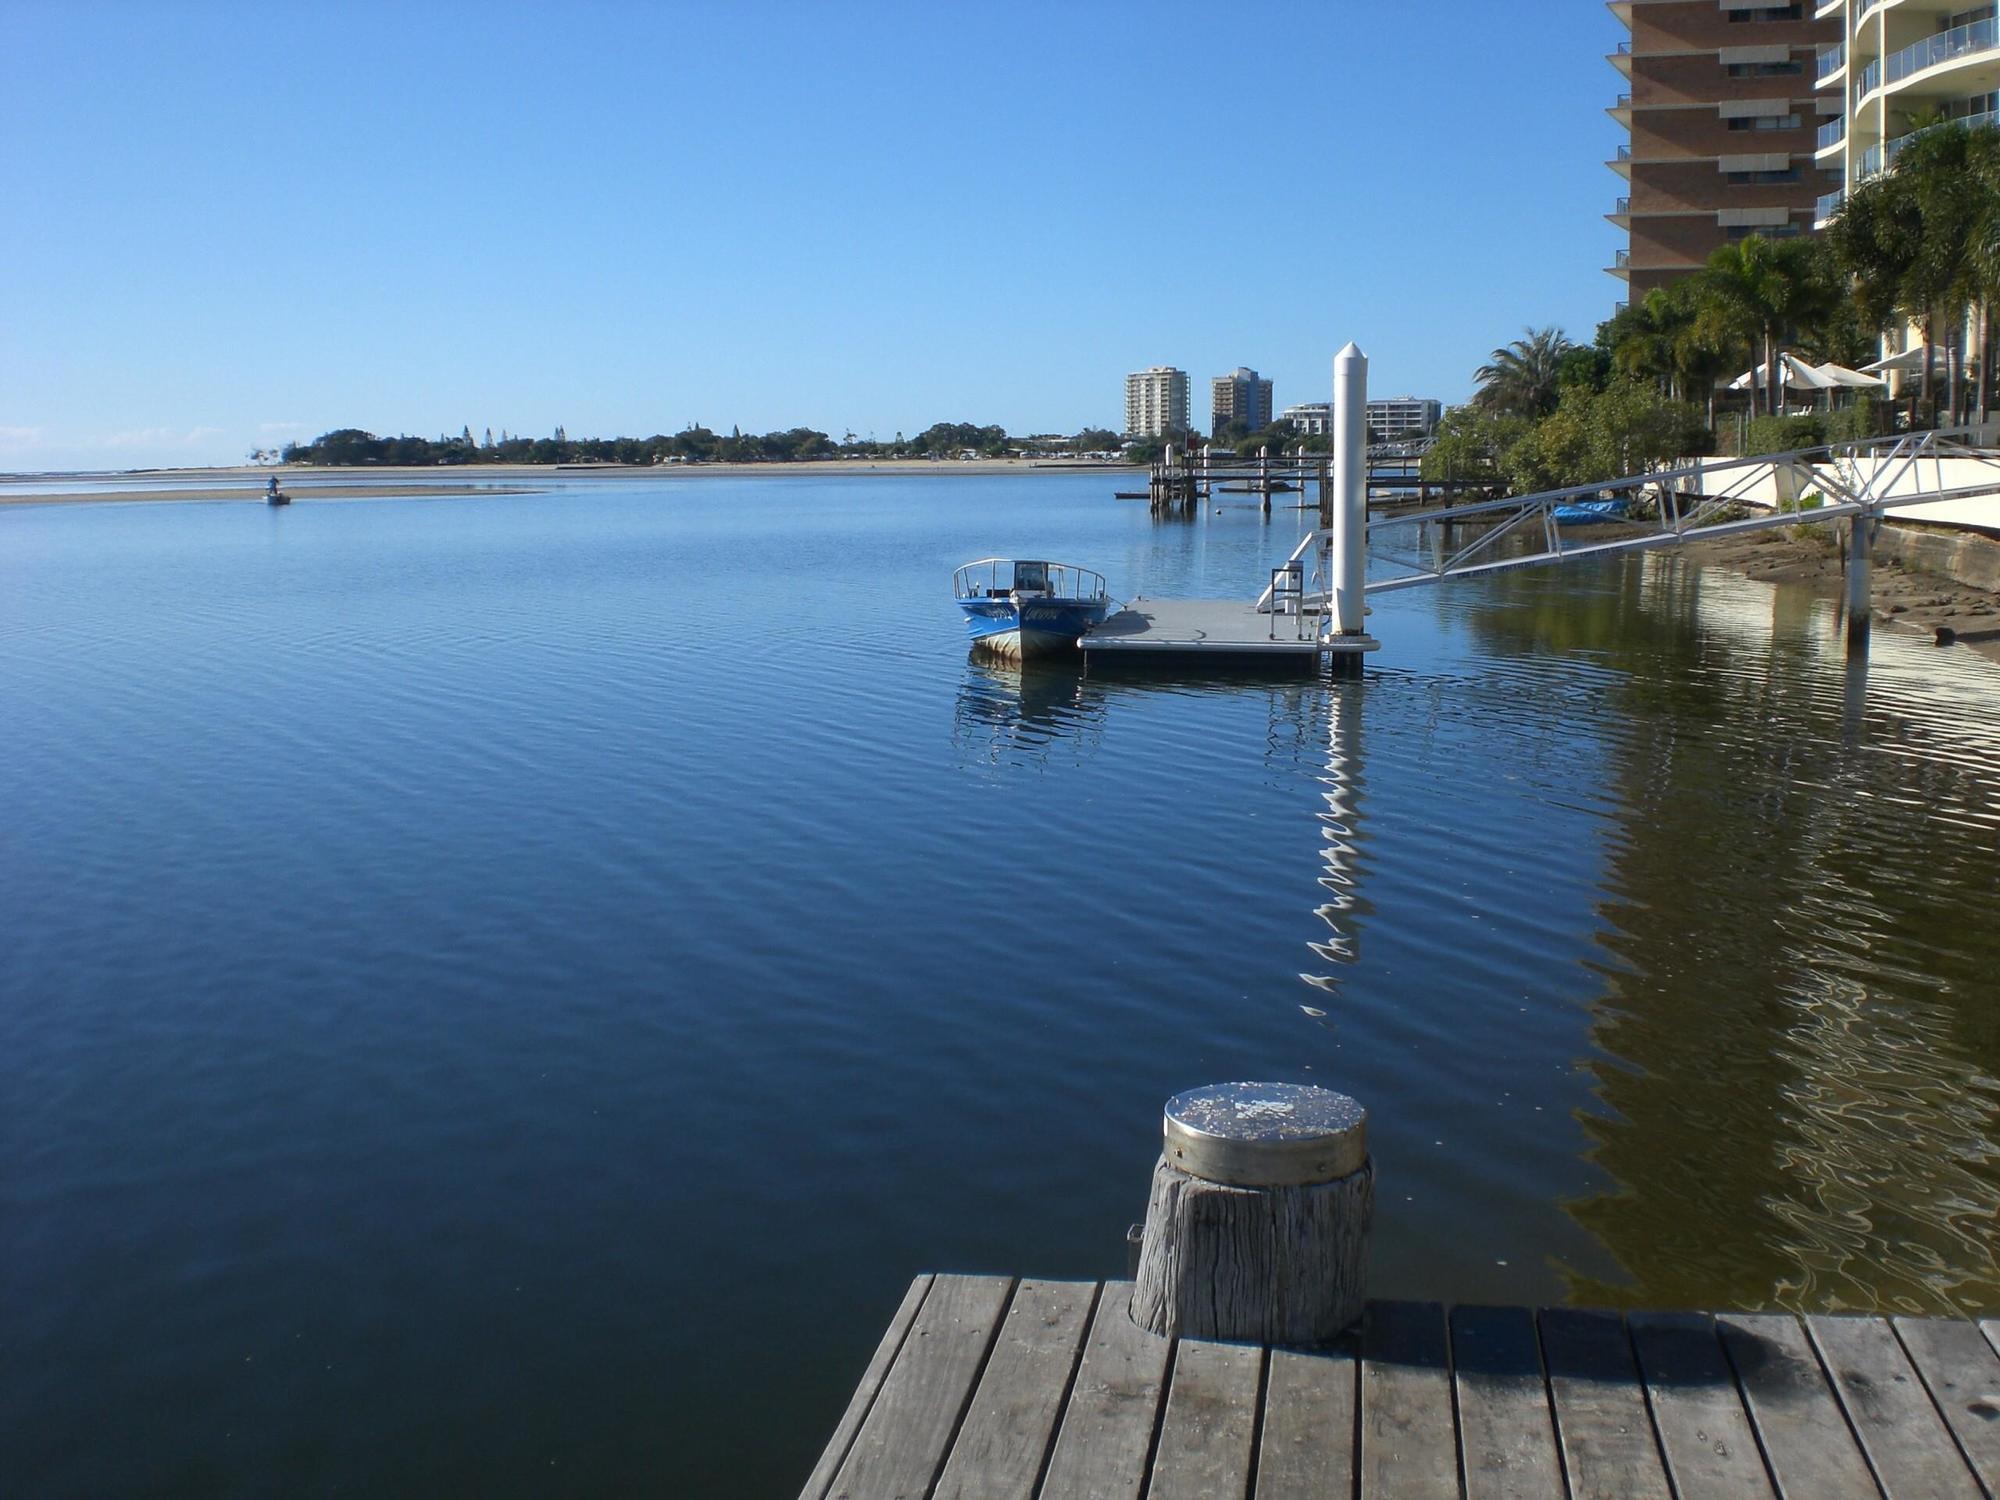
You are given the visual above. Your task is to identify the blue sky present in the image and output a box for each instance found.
[1,1,1625,471]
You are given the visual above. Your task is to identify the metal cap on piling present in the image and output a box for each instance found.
[1163,1082,1368,1187]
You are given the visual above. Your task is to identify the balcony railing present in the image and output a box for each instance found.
[1614,196,1631,215]
[1872,106,2000,177]
[1614,248,1630,268]
[1816,187,1845,220]
[1859,141,1884,178]
[1614,41,1630,56]
[1885,17,1999,89]
[1817,115,1846,149]
[1858,57,1881,95]
[1816,41,1845,79]
[1617,143,1632,161]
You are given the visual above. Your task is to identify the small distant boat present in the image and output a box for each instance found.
[1551,496,1625,525]
[954,558,1112,659]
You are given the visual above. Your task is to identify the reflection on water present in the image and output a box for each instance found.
[951,659,1104,770]
[1454,553,2000,1314]
[1304,679,1366,997]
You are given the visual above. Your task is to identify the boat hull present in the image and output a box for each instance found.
[959,598,1111,659]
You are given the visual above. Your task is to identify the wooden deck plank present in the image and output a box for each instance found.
[1714,1312,1878,1500]
[931,1280,1097,1500]
[1893,1317,2000,1494]
[1807,1314,1982,1500]
[1254,1344,1358,1500]
[1360,1300,1459,1500]
[1627,1312,1774,1498]
[1449,1304,1564,1500]
[1040,1282,1172,1500]
[1147,1338,1263,1500]
[1537,1307,1671,1500]
[799,1274,935,1500]
[826,1274,1014,1500]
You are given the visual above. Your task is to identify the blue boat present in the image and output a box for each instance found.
[1551,496,1627,525]
[954,558,1113,659]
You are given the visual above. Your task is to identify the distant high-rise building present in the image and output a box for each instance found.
[1210,367,1274,436]
[1364,397,1441,441]
[1124,366,1190,438]
[1281,402,1332,436]
[1608,1,1836,303]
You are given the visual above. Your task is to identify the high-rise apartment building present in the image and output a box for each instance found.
[1608,1,1838,302]
[1125,366,1190,438]
[1210,367,1274,436]
[1811,2,1999,229]
[1365,397,1442,440]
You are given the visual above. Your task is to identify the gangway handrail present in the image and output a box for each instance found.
[1256,428,1999,606]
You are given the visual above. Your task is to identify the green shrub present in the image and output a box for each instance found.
[1744,414,1824,454]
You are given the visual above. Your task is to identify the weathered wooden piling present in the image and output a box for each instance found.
[1131,1081,1372,1345]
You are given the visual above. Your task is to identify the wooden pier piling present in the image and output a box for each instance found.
[1131,1082,1373,1345]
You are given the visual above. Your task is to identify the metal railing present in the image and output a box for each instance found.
[1616,144,1632,161]
[1352,431,2000,596]
[1858,57,1881,95]
[953,558,1108,602]
[1817,41,1845,79]
[1886,16,1998,88]
[1614,92,1631,108]
[1817,115,1845,150]
[1859,141,1884,179]
[1816,187,1845,220]
[1614,248,1631,268]
[1879,107,2000,174]
[1614,196,1630,216]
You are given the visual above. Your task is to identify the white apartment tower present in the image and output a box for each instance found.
[1812,1,1998,228]
[1124,366,1190,438]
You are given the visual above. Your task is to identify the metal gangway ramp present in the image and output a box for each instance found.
[1257,429,2000,616]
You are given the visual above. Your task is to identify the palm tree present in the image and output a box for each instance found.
[1831,120,2000,425]
[1696,235,1841,417]
[1473,327,1574,420]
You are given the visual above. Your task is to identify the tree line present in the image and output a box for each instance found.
[282,421,1129,467]
[1425,118,2000,494]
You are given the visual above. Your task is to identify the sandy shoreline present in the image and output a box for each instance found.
[0,457,1135,506]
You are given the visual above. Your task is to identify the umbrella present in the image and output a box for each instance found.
[1810,360,1886,388]
[1727,352,1841,391]
[1859,348,1930,374]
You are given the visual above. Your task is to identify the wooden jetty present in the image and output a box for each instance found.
[802,1275,2000,1500]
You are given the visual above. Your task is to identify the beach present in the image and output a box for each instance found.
[0,457,1135,507]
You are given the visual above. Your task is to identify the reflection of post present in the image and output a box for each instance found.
[1331,343,1368,635]
[1306,677,1366,990]
[1841,648,1868,747]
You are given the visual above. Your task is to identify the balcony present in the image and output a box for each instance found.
[1875,106,2000,176]
[1614,248,1630,268]
[1885,17,1999,90]
[1817,115,1846,150]
[1858,57,1881,96]
[1817,41,1845,81]
[1816,187,1845,221]
[1617,144,1631,160]
[1615,196,1631,215]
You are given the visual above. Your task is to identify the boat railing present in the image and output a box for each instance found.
[953,558,1108,601]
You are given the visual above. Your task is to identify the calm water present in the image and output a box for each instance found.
[4,476,1998,1496]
